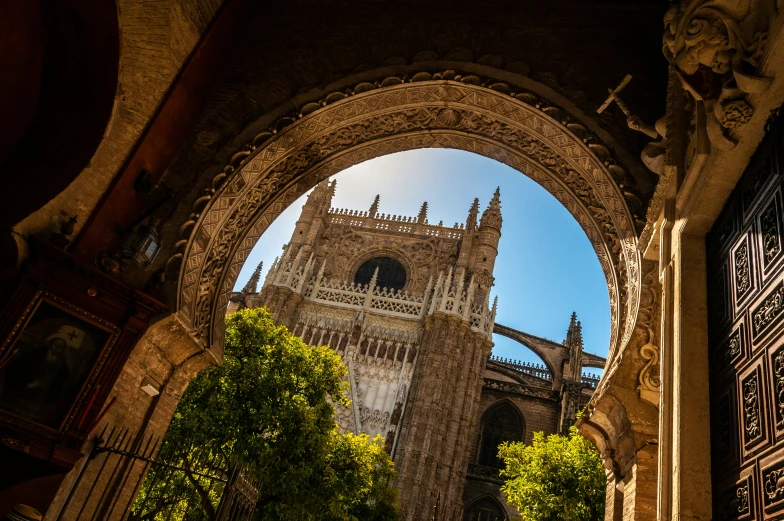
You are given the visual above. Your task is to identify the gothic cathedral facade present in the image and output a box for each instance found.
[228,180,605,520]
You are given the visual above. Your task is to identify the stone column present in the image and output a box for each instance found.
[657,203,676,521]
[579,258,661,521]
[668,225,712,520]
[394,313,492,520]
[605,469,624,521]
[622,442,658,521]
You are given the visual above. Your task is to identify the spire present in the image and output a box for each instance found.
[242,261,263,294]
[369,194,380,218]
[325,179,337,211]
[564,312,583,350]
[417,201,428,224]
[480,187,502,230]
[306,179,331,204]
[466,198,480,231]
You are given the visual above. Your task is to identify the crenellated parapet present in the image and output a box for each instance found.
[326,207,465,239]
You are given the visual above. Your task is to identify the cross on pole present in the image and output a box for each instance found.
[597,74,659,139]
[597,74,633,117]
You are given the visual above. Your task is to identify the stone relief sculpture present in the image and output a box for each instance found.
[663,0,772,147]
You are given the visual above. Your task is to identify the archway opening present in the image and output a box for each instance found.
[228,148,612,517]
[235,149,611,363]
[175,77,642,520]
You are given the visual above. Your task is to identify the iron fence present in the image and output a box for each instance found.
[51,425,258,521]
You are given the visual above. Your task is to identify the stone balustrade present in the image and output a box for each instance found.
[489,355,553,381]
[264,253,496,339]
[581,372,601,389]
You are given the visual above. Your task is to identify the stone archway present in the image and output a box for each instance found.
[175,76,642,368]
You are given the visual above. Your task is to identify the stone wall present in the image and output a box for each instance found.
[16,0,225,241]
[461,378,561,519]
[395,313,493,520]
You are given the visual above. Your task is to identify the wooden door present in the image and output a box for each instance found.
[707,116,784,520]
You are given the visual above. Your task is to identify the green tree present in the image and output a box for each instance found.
[498,426,605,521]
[132,308,399,521]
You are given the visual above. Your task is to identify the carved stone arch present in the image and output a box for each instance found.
[479,399,526,437]
[174,76,643,366]
[579,393,636,477]
[463,493,509,521]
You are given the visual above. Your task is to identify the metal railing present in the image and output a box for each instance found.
[51,425,258,521]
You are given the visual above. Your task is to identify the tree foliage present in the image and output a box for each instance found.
[498,426,605,521]
[132,308,399,521]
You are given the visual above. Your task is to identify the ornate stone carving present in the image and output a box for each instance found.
[735,238,751,301]
[177,80,640,365]
[716,481,750,519]
[636,261,661,407]
[772,346,784,428]
[720,328,743,369]
[762,198,782,266]
[663,0,772,145]
[764,460,784,507]
[321,224,454,295]
[663,1,769,83]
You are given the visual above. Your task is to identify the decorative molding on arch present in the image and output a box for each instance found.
[175,78,642,366]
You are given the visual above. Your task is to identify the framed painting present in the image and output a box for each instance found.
[0,293,120,432]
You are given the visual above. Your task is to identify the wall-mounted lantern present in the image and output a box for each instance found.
[118,217,161,266]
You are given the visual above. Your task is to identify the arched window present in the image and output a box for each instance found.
[354,257,407,291]
[463,496,507,521]
[477,402,523,469]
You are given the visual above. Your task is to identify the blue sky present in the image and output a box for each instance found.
[234,149,609,373]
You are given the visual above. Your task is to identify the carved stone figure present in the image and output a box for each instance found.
[628,115,669,176]
[663,0,772,143]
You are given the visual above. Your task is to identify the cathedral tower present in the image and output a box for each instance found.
[243,184,500,518]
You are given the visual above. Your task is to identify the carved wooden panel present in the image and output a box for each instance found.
[708,120,784,520]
